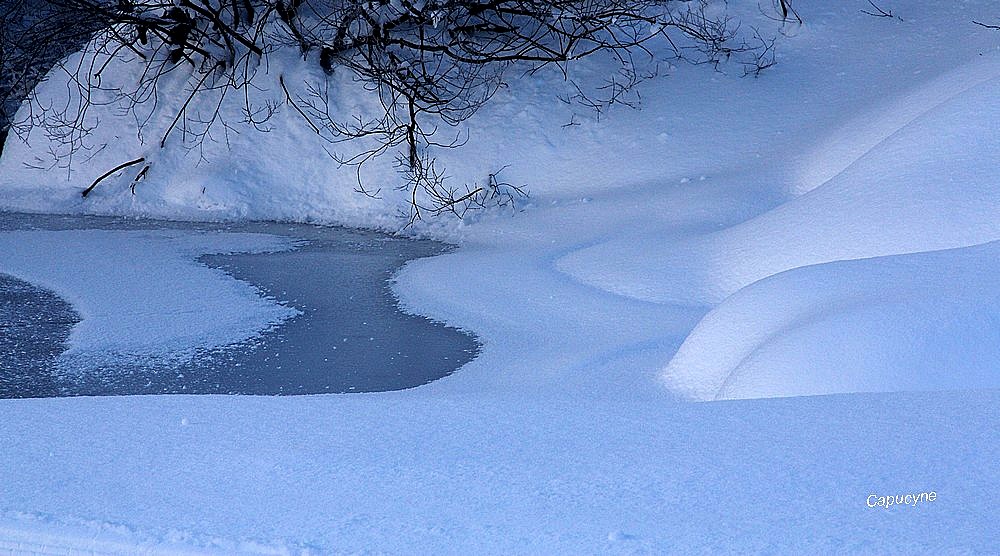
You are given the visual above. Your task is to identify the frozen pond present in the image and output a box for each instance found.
[0,212,479,398]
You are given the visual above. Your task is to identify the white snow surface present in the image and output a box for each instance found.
[2,0,1000,552]
[663,242,1000,400]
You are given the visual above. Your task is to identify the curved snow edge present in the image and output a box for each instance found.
[662,241,1000,401]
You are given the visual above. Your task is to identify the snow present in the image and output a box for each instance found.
[1,390,997,553]
[663,242,1000,400]
[2,0,1000,552]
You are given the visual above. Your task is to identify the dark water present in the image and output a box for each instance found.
[0,212,479,398]
[0,274,79,396]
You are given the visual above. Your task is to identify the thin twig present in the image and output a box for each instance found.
[973,20,1000,31]
[160,64,220,149]
[279,74,320,134]
[861,0,895,19]
[130,163,150,194]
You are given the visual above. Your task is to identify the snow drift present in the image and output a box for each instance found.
[708,68,1000,300]
[658,48,1000,400]
[662,242,1000,400]
[557,54,1000,306]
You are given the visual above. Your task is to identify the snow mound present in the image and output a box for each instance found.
[794,49,1000,195]
[556,53,1000,305]
[709,67,1000,300]
[0,230,299,368]
[662,242,1000,400]
[650,48,1000,400]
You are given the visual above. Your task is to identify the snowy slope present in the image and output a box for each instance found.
[556,43,1000,306]
[709,67,1000,301]
[2,0,1000,553]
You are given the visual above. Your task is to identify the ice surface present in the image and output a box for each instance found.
[0,214,477,397]
[0,228,298,367]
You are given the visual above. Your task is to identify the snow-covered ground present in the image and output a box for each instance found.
[1,0,999,552]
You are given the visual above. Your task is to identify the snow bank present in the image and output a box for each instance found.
[0,229,298,368]
[793,48,1000,195]
[0,41,413,229]
[663,242,1000,400]
[707,68,1000,300]
[652,43,1000,399]
[651,23,1000,400]
[557,54,1000,305]
[0,3,795,231]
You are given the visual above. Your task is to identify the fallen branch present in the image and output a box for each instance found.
[81,157,146,197]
